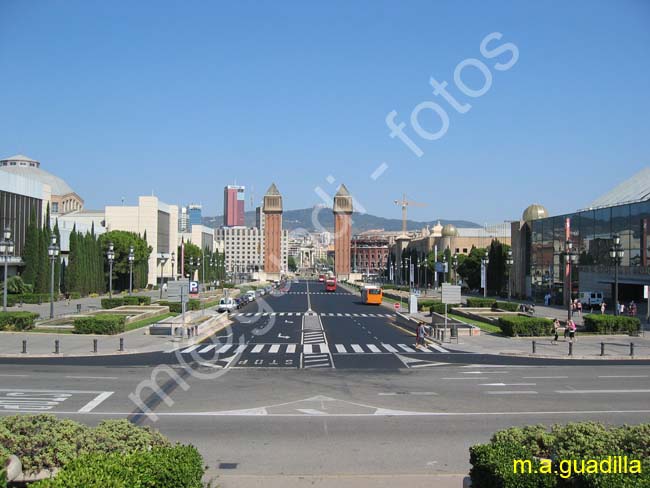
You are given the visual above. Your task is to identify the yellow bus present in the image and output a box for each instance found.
[362,285,383,305]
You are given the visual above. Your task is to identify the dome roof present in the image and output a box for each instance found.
[441,224,458,237]
[522,204,548,222]
[0,155,76,196]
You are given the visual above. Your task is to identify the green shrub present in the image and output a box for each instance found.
[100,298,125,309]
[69,292,82,300]
[33,445,204,488]
[491,424,555,458]
[157,299,199,313]
[470,441,555,488]
[102,296,151,309]
[498,316,553,337]
[417,299,435,311]
[0,415,170,474]
[16,293,54,304]
[0,311,39,331]
[583,314,640,335]
[0,453,7,488]
[2,275,31,294]
[467,297,496,308]
[494,301,520,312]
[73,315,126,334]
[429,302,460,314]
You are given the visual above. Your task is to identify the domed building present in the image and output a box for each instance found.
[0,154,84,215]
[522,204,548,222]
[441,223,459,237]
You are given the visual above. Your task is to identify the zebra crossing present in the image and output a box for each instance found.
[231,312,395,318]
[178,342,449,355]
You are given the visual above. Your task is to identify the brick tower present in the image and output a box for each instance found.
[263,183,283,280]
[333,184,353,280]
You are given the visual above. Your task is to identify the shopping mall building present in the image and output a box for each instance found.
[511,168,650,306]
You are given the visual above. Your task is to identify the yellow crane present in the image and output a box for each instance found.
[394,194,427,234]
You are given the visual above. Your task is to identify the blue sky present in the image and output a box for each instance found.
[1,0,649,224]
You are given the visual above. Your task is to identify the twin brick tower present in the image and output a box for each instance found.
[262,183,353,280]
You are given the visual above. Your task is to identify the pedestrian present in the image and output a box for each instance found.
[600,302,606,314]
[563,321,569,340]
[567,319,577,343]
[577,300,582,317]
[630,301,637,317]
[620,303,625,315]
[416,323,426,349]
[552,318,560,343]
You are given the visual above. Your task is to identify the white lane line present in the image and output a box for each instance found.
[485,391,538,395]
[523,376,569,379]
[351,344,364,353]
[598,375,649,379]
[360,314,368,317]
[427,343,449,353]
[65,376,119,380]
[481,383,537,387]
[269,344,280,353]
[367,344,381,353]
[78,391,114,413]
[397,344,416,353]
[0,374,30,378]
[251,344,264,353]
[198,345,216,353]
[344,313,351,317]
[335,344,347,353]
[462,371,507,375]
[382,344,399,353]
[555,389,650,394]
[286,344,297,353]
[181,345,201,353]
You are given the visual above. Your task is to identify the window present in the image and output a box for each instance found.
[462,248,468,253]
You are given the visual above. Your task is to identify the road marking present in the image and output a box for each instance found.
[269,344,280,353]
[397,344,416,353]
[367,345,381,353]
[335,344,347,353]
[251,344,264,353]
[234,345,247,354]
[0,374,29,378]
[351,344,364,353]
[427,343,449,353]
[318,344,330,354]
[78,391,114,413]
[555,389,650,394]
[381,344,399,353]
[462,371,507,375]
[65,376,119,380]
[198,345,216,353]
[216,344,233,353]
[181,345,201,353]
[286,344,297,353]
[598,375,649,379]
[304,344,314,354]
[485,391,538,395]
[481,383,537,387]
[523,376,568,379]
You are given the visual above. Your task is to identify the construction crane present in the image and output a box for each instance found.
[394,194,427,234]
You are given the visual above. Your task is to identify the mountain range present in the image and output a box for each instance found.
[202,207,479,233]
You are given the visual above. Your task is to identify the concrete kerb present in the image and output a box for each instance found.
[499,352,650,360]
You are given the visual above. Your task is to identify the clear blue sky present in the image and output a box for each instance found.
[1,0,649,224]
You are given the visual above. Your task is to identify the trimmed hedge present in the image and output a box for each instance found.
[33,445,204,488]
[0,311,39,331]
[101,296,152,309]
[430,302,460,314]
[157,300,200,313]
[498,316,553,337]
[584,314,640,335]
[0,415,169,474]
[471,423,650,487]
[466,297,496,308]
[5,293,53,305]
[494,301,520,312]
[73,315,126,334]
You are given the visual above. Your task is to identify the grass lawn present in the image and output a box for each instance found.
[28,327,74,334]
[447,312,503,334]
[125,312,178,332]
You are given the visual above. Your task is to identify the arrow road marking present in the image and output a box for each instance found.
[278,333,290,339]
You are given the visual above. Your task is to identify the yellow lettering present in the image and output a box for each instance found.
[513,459,532,474]
[600,457,612,473]
[559,460,571,479]
[539,459,552,474]
[573,460,585,474]
[630,460,642,474]
[586,460,598,474]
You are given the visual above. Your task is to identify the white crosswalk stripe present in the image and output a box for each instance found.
[286,344,296,353]
[198,344,216,353]
[398,344,416,353]
[336,344,347,353]
[179,343,447,355]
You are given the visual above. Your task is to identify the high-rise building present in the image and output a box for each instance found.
[178,207,189,232]
[224,185,245,227]
[188,204,202,227]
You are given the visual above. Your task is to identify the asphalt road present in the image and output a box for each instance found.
[1,280,649,486]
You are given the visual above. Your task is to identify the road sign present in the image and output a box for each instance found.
[189,281,199,296]
[394,302,400,310]
[441,283,461,304]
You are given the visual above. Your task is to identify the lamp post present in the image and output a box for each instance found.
[442,255,447,284]
[1,227,14,312]
[609,234,624,315]
[128,245,135,295]
[506,249,514,300]
[452,253,459,286]
[564,239,578,322]
[107,242,115,299]
[171,252,175,281]
[48,235,60,319]
[481,251,489,298]
[159,255,168,299]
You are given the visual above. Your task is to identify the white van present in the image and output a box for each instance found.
[217,297,237,313]
[579,291,603,307]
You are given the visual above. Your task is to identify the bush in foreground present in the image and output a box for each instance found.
[498,316,553,337]
[73,315,126,334]
[429,302,460,314]
[470,422,650,487]
[33,445,204,488]
[0,311,39,331]
[583,314,640,335]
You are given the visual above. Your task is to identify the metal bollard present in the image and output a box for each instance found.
[119,338,124,352]
[600,342,605,356]
[568,342,573,356]
[93,339,98,353]
[630,343,634,357]
[441,330,446,342]
[55,339,60,354]
[22,340,27,354]
[532,340,536,354]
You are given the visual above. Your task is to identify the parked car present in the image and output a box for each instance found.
[217,297,237,313]
[245,290,256,302]
[234,297,244,309]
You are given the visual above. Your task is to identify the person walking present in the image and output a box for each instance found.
[567,318,577,343]
[552,318,560,343]
[576,300,583,317]
[416,322,426,349]
[601,301,606,314]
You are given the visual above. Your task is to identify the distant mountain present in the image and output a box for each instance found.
[202,207,479,233]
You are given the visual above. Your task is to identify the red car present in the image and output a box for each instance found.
[318,274,325,282]
[325,279,337,292]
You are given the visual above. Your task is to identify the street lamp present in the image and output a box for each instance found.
[564,239,578,322]
[128,245,135,295]
[1,227,14,312]
[481,251,489,298]
[159,255,169,299]
[106,242,115,299]
[505,249,514,300]
[452,253,459,286]
[48,235,60,319]
[442,254,447,284]
[609,234,624,315]
[171,252,175,281]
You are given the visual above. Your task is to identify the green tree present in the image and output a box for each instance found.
[98,231,152,292]
[457,246,483,290]
[287,255,297,272]
[21,210,40,287]
[486,239,510,295]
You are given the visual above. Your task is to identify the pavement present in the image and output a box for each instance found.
[1,279,650,487]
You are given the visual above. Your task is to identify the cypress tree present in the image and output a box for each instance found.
[66,225,77,293]
[21,208,40,287]
[53,219,61,295]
